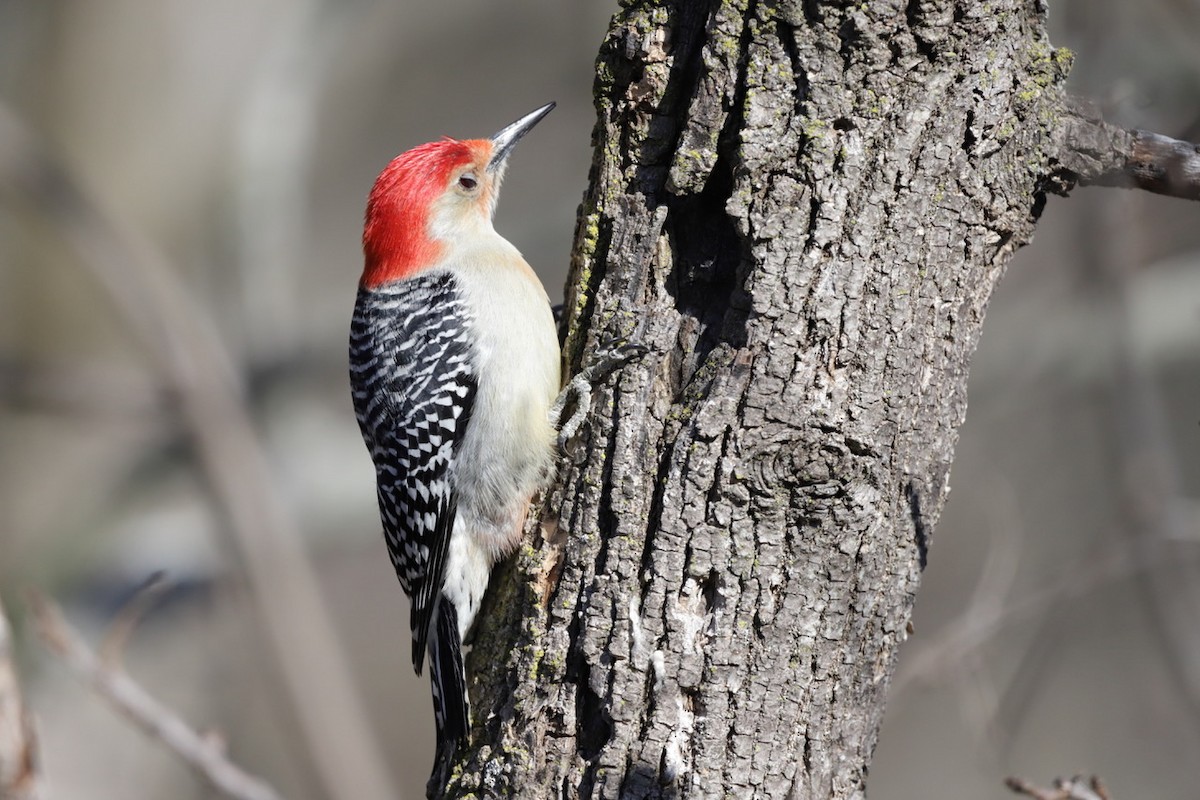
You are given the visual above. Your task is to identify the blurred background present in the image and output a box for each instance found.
[0,2,1197,799]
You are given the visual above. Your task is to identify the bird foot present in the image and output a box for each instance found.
[552,339,649,456]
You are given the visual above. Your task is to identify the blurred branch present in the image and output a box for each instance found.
[1054,102,1200,201]
[98,571,170,668]
[892,478,1021,705]
[30,590,283,800]
[1005,775,1111,800]
[0,597,40,800]
[1093,190,1200,730]
[893,536,1169,695]
[0,104,397,800]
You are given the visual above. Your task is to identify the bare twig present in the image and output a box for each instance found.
[1055,102,1200,201]
[0,598,40,800]
[1113,130,1200,199]
[0,104,397,800]
[30,591,284,800]
[98,571,169,669]
[1005,774,1111,800]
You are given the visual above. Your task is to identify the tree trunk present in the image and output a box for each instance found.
[452,2,1070,798]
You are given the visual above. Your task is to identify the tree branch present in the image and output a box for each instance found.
[1005,775,1111,800]
[29,591,284,800]
[1055,103,1200,200]
[0,598,40,800]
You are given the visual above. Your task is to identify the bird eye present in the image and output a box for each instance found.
[458,173,478,191]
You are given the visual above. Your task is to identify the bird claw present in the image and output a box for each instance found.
[552,339,649,457]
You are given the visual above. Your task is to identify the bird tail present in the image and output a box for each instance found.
[426,596,469,798]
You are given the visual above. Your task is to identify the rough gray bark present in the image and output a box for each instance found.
[450,2,1077,798]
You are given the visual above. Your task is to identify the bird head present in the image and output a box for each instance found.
[361,102,555,289]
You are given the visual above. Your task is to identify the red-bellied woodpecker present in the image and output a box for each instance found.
[349,103,560,795]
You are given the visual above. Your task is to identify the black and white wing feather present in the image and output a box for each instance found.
[349,271,476,673]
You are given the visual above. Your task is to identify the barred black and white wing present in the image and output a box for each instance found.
[349,271,476,673]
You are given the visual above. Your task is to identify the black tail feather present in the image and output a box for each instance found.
[426,597,468,798]
[427,736,459,800]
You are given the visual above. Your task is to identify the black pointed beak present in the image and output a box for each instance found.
[487,102,555,173]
